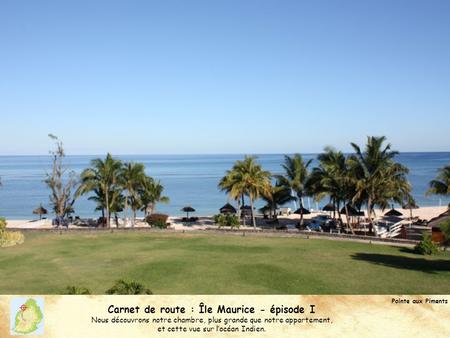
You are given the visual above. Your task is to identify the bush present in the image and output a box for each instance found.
[0,218,24,248]
[214,214,240,229]
[145,214,169,228]
[0,217,6,235]
[65,286,91,295]
[106,279,152,295]
[414,233,439,255]
[440,218,450,249]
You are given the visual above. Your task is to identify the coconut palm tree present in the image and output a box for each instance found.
[120,162,146,226]
[308,147,357,232]
[139,176,170,217]
[260,183,295,219]
[219,171,243,221]
[349,136,411,233]
[77,154,123,228]
[277,154,312,226]
[427,165,450,197]
[219,156,271,228]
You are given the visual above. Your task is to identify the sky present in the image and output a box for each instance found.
[1,0,449,155]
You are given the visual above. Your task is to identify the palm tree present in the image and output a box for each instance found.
[308,147,357,232]
[77,154,123,228]
[260,183,295,219]
[427,165,450,197]
[219,169,246,222]
[139,176,170,217]
[277,154,312,226]
[219,156,271,228]
[120,162,146,226]
[106,279,152,295]
[349,136,411,233]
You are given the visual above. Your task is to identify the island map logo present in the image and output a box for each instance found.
[10,298,44,335]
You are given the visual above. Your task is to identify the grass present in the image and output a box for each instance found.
[0,231,449,294]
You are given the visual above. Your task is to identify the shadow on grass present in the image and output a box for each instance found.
[351,253,450,274]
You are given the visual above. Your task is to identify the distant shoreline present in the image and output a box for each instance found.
[5,206,448,228]
[0,151,450,157]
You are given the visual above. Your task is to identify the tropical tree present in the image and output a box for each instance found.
[77,154,123,228]
[427,165,450,197]
[139,176,170,217]
[120,162,146,226]
[308,147,357,233]
[260,183,294,219]
[277,154,312,226]
[44,134,78,225]
[106,279,152,295]
[219,156,271,228]
[219,168,247,221]
[349,136,411,232]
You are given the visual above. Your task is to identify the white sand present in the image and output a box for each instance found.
[5,206,448,230]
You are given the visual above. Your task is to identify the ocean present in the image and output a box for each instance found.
[0,153,449,219]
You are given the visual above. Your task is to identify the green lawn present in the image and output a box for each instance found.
[0,231,449,294]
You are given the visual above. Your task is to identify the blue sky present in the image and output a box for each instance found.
[1,0,449,155]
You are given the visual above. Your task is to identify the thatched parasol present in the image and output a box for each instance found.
[181,206,195,218]
[294,207,310,215]
[322,203,335,212]
[384,208,403,217]
[33,204,48,220]
[340,205,360,216]
[220,203,237,214]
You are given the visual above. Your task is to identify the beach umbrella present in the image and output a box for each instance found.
[33,204,48,220]
[181,206,195,218]
[402,200,419,219]
[294,207,310,215]
[322,203,335,212]
[240,205,253,216]
[340,204,359,216]
[384,208,403,217]
[220,203,237,214]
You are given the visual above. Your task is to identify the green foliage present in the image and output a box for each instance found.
[65,286,91,295]
[0,217,6,235]
[414,233,439,255]
[145,214,169,228]
[0,218,24,248]
[214,214,240,228]
[440,218,450,244]
[106,279,152,295]
[427,165,450,196]
[218,156,271,228]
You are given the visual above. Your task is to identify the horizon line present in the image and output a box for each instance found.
[0,150,449,157]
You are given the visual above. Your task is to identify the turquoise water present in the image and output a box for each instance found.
[0,153,449,219]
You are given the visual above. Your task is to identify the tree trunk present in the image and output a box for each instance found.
[298,196,304,227]
[124,192,129,226]
[367,198,373,234]
[105,189,110,228]
[236,199,241,225]
[250,197,256,229]
[344,204,355,235]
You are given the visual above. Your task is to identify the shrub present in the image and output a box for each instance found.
[106,279,152,295]
[0,218,25,248]
[145,214,169,228]
[65,286,91,295]
[440,218,450,249]
[214,214,240,229]
[0,217,6,235]
[414,232,439,255]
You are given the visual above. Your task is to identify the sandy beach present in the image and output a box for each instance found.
[5,205,448,231]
